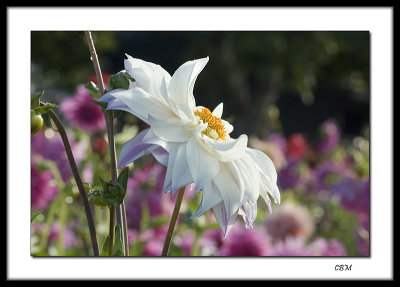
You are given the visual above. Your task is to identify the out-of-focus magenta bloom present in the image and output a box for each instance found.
[271,237,313,256]
[31,222,77,249]
[309,160,354,193]
[217,225,272,256]
[31,161,58,210]
[331,178,370,216]
[317,119,341,153]
[60,85,106,132]
[174,230,196,256]
[307,238,347,256]
[31,129,86,182]
[286,133,309,161]
[139,225,168,256]
[264,202,314,241]
[271,237,346,256]
[125,163,197,230]
[277,160,310,190]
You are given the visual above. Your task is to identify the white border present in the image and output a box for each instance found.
[7,7,393,280]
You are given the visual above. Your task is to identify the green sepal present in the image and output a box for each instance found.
[88,188,108,207]
[34,103,58,114]
[99,177,126,207]
[41,112,53,129]
[117,167,129,192]
[113,224,123,256]
[100,235,111,256]
[31,91,45,110]
[84,81,101,99]
[31,211,42,222]
[108,72,130,91]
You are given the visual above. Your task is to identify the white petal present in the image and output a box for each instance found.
[203,134,248,162]
[124,55,171,105]
[117,128,157,168]
[238,201,258,229]
[186,138,219,192]
[232,153,260,203]
[150,147,169,166]
[212,103,223,118]
[108,88,175,124]
[213,162,246,218]
[212,202,238,238]
[148,114,190,143]
[168,57,209,110]
[171,143,193,190]
[259,182,273,213]
[163,145,179,193]
[191,180,222,219]
[246,148,280,204]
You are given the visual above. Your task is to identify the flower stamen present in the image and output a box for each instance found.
[194,107,227,140]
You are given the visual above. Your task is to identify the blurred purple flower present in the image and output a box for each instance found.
[331,177,370,216]
[139,225,168,256]
[271,237,313,256]
[310,160,354,193]
[317,119,341,153]
[31,129,86,182]
[307,238,347,256]
[126,163,196,230]
[60,85,106,132]
[271,236,346,256]
[277,160,310,190]
[31,222,77,249]
[264,202,315,241]
[31,161,58,210]
[174,230,196,256]
[217,224,272,256]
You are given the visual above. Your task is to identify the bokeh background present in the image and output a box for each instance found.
[31,31,370,256]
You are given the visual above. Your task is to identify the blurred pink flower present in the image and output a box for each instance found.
[31,161,58,210]
[174,229,196,256]
[264,202,314,241]
[31,129,86,182]
[125,163,196,230]
[271,236,346,256]
[307,238,347,256]
[217,224,272,256]
[60,85,106,132]
[31,221,77,249]
[317,119,341,153]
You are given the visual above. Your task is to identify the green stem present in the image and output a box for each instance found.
[85,31,129,256]
[108,206,115,256]
[45,106,100,256]
[161,187,185,256]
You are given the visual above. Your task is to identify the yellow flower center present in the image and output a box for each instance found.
[194,107,227,140]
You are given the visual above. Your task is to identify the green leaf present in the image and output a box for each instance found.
[85,81,101,99]
[88,188,108,207]
[90,99,108,110]
[31,211,42,222]
[31,91,45,110]
[113,224,123,256]
[101,235,111,256]
[117,167,129,192]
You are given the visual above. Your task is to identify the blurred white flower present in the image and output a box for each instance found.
[100,55,280,237]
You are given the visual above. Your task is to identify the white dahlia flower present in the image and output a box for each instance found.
[100,55,280,237]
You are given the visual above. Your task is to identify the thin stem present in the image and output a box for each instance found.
[45,106,100,256]
[84,31,129,256]
[161,188,185,256]
[108,206,115,256]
